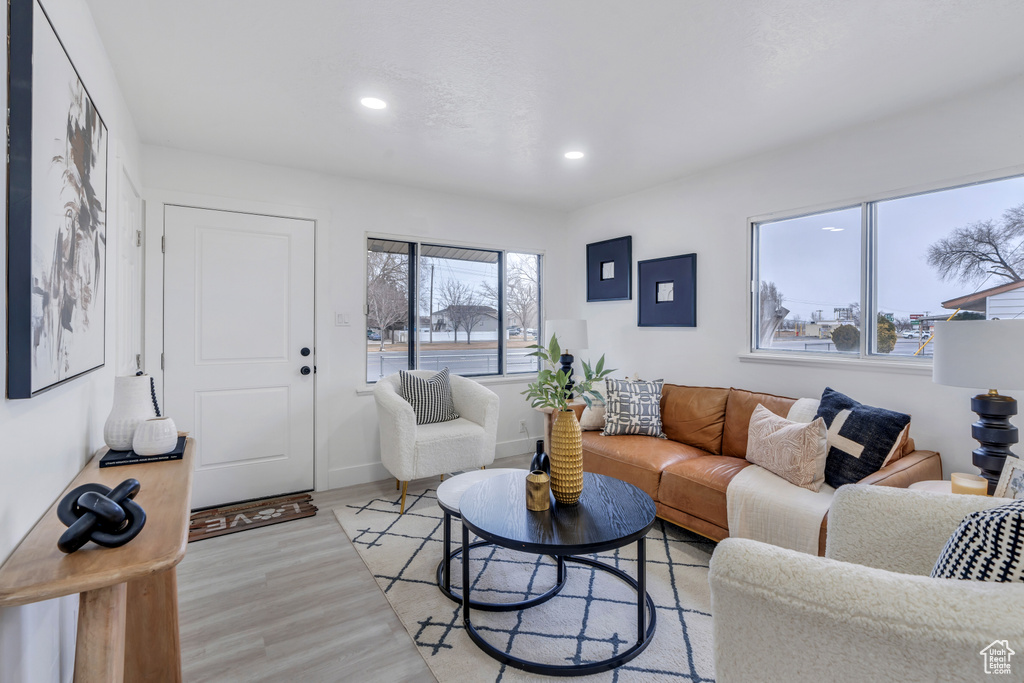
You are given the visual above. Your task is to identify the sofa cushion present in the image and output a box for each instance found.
[815,387,912,488]
[722,388,797,457]
[746,405,828,492]
[603,379,666,437]
[932,499,1024,582]
[399,367,459,425]
[659,456,752,529]
[581,432,704,500]
[661,384,730,454]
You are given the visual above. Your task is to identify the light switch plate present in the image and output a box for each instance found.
[336,313,351,326]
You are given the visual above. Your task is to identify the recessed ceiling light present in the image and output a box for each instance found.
[564,151,585,160]
[360,97,387,110]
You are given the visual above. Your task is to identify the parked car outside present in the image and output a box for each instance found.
[507,326,522,336]
[367,329,381,341]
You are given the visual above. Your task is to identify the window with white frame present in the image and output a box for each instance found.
[366,238,543,382]
[753,173,1024,359]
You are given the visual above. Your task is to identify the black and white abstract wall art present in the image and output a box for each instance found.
[7,0,108,398]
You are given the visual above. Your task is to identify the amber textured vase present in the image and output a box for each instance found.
[549,409,584,504]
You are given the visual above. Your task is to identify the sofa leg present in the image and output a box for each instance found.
[440,473,445,482]
[400,481,408,514]
[395,478,399,490]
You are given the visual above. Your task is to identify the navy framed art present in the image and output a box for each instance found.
[638,254,696,327]
[586,236,631,302]
[7,0,109,398]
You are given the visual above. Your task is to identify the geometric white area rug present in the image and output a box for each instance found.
[334,484,717,682]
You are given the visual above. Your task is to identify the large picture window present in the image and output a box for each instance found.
[753,173,1024,360]
[366,238,543,382]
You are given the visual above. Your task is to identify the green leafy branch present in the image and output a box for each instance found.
[521,333,615,412]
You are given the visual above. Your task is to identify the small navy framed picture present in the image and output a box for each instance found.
[586,236,632,302]
[638,254,696,327]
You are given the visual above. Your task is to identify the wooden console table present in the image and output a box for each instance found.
[0,438,195,682]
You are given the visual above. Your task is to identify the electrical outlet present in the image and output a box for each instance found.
[519,419,527,433]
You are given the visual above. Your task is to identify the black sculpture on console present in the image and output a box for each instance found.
[56,478,147,553]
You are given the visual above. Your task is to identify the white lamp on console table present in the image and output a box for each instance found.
[544,319,589,398]
[932,319,1024,494]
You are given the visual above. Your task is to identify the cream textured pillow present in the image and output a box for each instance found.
[747,404,828,492]
[579,380,607,431]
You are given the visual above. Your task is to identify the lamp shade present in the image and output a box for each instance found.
[932,320,1024,390]
[544,319,589,352]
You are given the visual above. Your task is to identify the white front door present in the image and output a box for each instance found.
[163,206,315,509]
[115,167,144,374]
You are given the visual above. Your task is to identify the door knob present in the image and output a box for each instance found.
[300,366,311,375]
[301,347,311,356]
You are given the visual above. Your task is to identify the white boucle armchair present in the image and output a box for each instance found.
[709,485,1024,683]
[373,371,499,513]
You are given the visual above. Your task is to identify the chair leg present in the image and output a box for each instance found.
[400,481,408,514]
[395,478,399,490]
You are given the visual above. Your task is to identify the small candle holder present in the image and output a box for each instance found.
[526,470,550,511]
[951,472,989,496]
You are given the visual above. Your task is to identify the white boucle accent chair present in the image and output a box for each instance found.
[374,370,499,513]
[709,485,1024,683]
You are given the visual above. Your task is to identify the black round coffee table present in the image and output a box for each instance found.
[459,471,657,676]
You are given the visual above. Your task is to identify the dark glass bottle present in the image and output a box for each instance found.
[530,439,550,475]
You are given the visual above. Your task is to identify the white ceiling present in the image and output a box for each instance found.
[86,0,1024,210]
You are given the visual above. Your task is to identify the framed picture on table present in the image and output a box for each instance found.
[994,458,1024,499]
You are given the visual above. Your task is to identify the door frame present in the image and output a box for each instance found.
[143,190,331,493]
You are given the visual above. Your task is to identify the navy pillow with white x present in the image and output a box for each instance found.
[815,387,911,488]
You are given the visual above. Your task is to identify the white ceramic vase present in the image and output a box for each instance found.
[104,375,158,451]
[133,417,178,456]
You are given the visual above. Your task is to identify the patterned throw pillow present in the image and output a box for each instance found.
[602,379,666,437]
[931,500,1024,582]
[398,368,459,425]
[815,387,911,488]
[746,404,829,491]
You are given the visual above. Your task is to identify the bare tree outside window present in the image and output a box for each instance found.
[366,250,408,352]
[758,281,789,347]
[507,254,539,340]
[927,203,1024,285]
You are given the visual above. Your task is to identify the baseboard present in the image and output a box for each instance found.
[327,461,392,490]
[496,437,534,459]
[326,438,534,490]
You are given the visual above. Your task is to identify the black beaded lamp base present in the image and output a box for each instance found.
[559,352,575,399]
[970,392,1019,494]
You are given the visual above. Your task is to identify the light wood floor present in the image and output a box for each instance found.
[177,454,531,683]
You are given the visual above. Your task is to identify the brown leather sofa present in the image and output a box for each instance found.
[575,384,943,555]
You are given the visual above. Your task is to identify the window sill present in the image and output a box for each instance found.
[355,373,538,396]
[737,351,933,376]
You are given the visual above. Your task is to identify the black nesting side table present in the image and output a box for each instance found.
[459,471,657,676]
[435,468,567,610]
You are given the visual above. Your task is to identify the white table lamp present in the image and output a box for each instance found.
[544,319,589,397]
[932,319,1024,493]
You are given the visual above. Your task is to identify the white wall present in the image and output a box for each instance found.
[0,1,142,681]
[141,146,566,490]
[565,75,1024,479]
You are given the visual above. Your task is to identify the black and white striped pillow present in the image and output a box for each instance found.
[931,499,1024,582]
[399,368,460,425]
